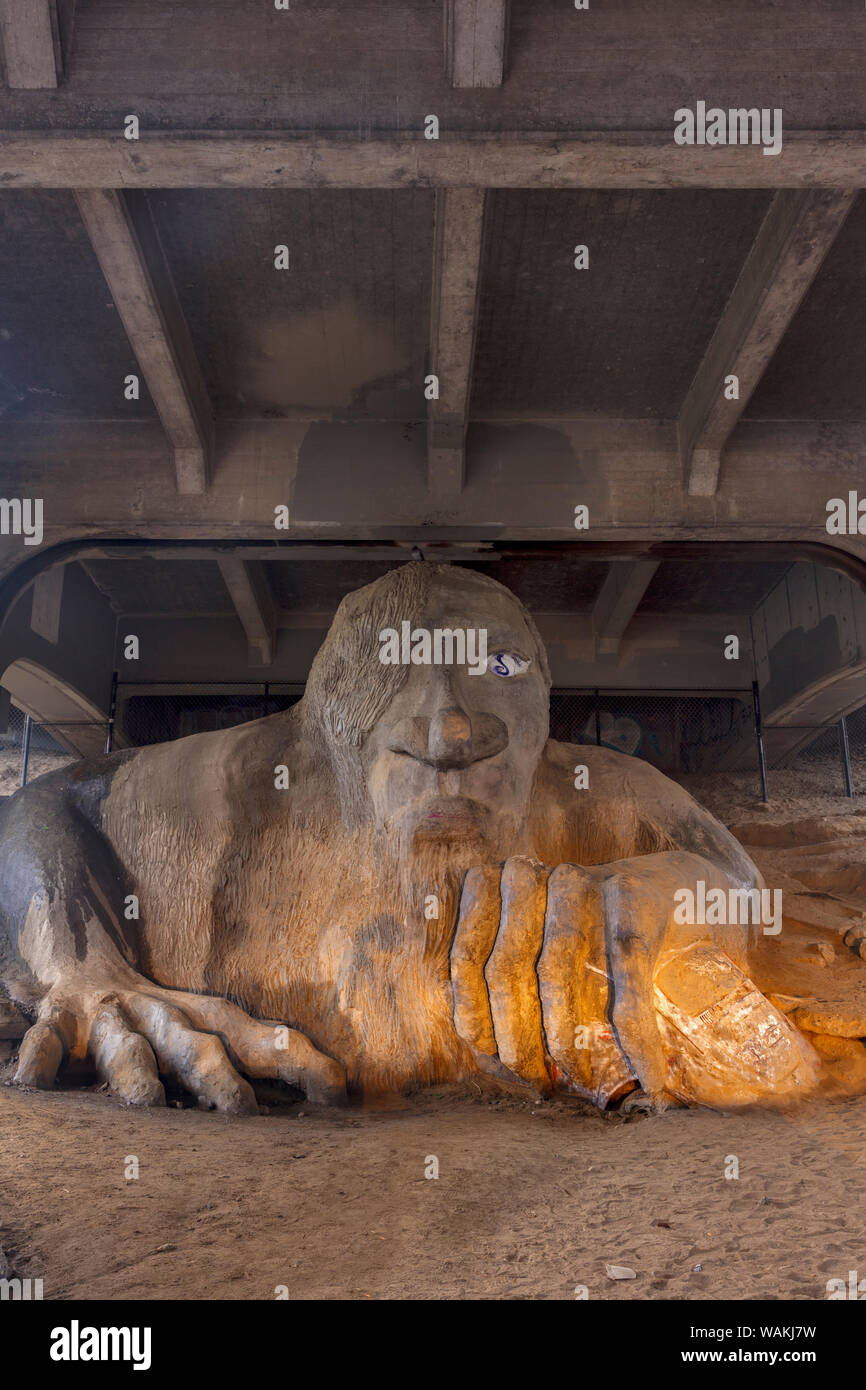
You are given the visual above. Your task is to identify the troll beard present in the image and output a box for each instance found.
[262,734,536,1092]
[291,801,530,1095]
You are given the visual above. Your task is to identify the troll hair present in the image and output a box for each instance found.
[303,560,551,751]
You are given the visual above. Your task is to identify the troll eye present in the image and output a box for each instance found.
[487,651,530,677]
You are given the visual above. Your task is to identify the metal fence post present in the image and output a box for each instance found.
[262,681,270,720]
[20,713,32,787]
[594,688,601,746]
[751,680,769,804]
[105,669,118,754]
[840,715,854,798]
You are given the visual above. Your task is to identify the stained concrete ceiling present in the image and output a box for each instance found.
[744,192,866,421]
[2,1,864,135]
[0,1,862,724]
[79,553,793,624]
[472,190,773,419]
[3,184,865,431]
[1,0,864,648]
[147,188,434,420]
[0,190,158,422]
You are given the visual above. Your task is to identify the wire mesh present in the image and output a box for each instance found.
[549,690,755,775]
[762,720,860,798]
[0,708,106,792]
[121,683,305,745]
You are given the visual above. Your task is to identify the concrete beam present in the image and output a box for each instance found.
[274,611,333,630]
[217,559,274,666]
[428,188,486,497]
[0,0,59,89]
[3,419,866,582]
[592,560,660,657]
[679,189,856,498]
[74,189,213,495]
[445,1,508,88]
[30,564,64,644]
[4,132,866,190]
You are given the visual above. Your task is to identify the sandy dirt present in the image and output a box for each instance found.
[1,1078,865,1302]
[0,748,71,797]
[676,765,866,826]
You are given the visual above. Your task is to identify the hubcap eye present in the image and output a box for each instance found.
[487,652,530,677]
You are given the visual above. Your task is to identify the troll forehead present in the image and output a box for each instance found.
[305,562,550,747]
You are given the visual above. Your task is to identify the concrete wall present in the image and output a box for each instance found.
[752,561,866,725]
[0,561,117,715]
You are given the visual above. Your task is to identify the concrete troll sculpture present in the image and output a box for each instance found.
[1,563,863,1113]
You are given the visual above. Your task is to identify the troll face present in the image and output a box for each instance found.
[306,563,551,861]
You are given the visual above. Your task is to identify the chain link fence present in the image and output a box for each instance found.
[121,682,305,746]
[0,706,109,794]
[549,689,757,776]
[553,689,866,801]
[761,711,866,800]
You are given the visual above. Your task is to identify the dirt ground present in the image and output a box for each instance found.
[0,747,71,797]
[1,1078,865,1302]
[676,766,866,826]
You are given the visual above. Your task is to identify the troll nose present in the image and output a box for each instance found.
[429,706,473,766]
[388,705,508,770]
